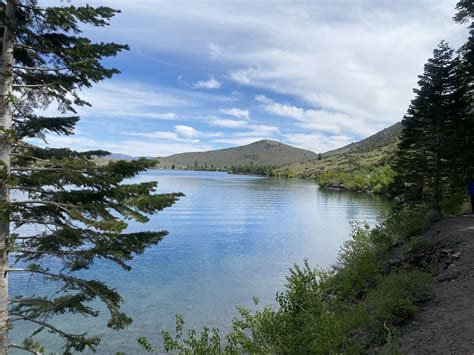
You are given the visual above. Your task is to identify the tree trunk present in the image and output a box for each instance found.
[432,109,442,218]
[0,1,15,353]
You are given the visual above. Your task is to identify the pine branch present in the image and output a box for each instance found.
[9,312,98,352]
[12,167,87,173]
[13,66,70,73]
[11,200,73,213]
[8,344,40,355]
[16,3,48,12]
[12,83,56,89]
[6,269,29,273]
[10,313,69,337]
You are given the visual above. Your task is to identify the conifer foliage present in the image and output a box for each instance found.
[0,1,182,353]
[453,0,474,180]
[394,42,456,213]
[394,2,474,215]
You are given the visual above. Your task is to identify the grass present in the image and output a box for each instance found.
[271,122,402,193]
[272,144,397,194]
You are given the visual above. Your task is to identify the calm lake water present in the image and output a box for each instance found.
[11,170,391,354]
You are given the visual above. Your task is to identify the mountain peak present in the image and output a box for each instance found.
[158,139,317,168]
[250,139,282,146]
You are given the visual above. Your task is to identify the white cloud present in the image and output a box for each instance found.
[209,118,249,129]
[283,133,353,154]
[175,125,200,139]
[211,137,272,146]
[79,81,193,119]
[127,131,179,140]
[206,115,279,136]
[97,0,464,134]
[244,124,279,135]
[72,80,237,124]
[31,134,212,157]
[154,112,178,120]
[220,108,250,119]
[256,95,375,136]
[192,77,222,89]
[209,43,224,59]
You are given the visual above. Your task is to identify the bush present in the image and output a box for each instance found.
[316,164,395,194]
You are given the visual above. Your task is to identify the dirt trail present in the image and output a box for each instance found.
[398,216,474,355]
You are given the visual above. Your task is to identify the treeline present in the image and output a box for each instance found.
[182,162,278,176]
[188,161,222,171]
[228,164,277,175]
[393,24,473,216]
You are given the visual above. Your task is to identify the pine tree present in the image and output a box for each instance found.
[393,41,457,215]
[0,1,182,353]
[453,0,474,180]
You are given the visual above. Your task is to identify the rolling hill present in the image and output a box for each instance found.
[324,122,402,157]
[272,122,402,193]
[157,139,318,169]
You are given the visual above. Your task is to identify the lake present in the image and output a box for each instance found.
[10,170,392,354]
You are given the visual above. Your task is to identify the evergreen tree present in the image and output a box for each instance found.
[393,41,457,214]
[453,0,474,180]
[0,1,182,353]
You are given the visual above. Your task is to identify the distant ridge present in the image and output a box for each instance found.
[273,121,402,179]
[107,153,137,160]
[324,122,402,157]
[157,139,318,168]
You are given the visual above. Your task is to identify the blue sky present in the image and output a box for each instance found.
[36,0,467,156]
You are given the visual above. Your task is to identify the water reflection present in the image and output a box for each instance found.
[11,170,391,354]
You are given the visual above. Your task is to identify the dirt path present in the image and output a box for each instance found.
[398,216,474,355]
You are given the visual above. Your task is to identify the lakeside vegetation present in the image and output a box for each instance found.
[269,124,402,193]
[273,149,397,194]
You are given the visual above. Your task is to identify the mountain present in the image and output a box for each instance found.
[107,153,138,160]
[324,122,402,157]
[273,122,402,180]
[157,139,318,168]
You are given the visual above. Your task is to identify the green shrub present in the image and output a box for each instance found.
[352,270,431,347]
[315,164,395,194]
[161,315,225,355]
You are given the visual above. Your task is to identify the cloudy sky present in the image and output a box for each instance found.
[36,0,468,156]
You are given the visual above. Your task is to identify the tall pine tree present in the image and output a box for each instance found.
[395,1,474,215]
[453,0,474,181]
[0,1,182,353]
[394,41,457,215]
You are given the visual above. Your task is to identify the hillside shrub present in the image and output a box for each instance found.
[316,164,395,194]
